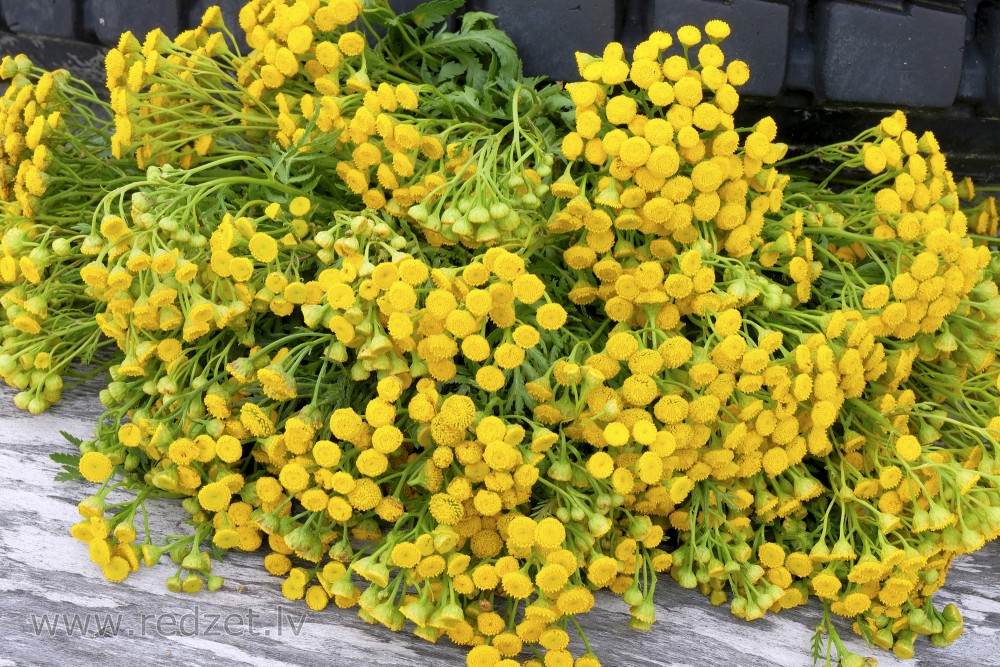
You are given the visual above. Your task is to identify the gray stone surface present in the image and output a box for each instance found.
[1,0,78,39]
[813,1,966,107]
[85,0,181,47]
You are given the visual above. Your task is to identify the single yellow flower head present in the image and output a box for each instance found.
[79,451,113,483]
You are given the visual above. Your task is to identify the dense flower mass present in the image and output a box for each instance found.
[2,3,999,667]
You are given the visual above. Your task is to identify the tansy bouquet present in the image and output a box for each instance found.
[1,2,998,667]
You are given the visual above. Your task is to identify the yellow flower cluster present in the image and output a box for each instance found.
[2,5,999,667]
[103,2,555,251]
[238,0,364,96]
[0,56,61,214]
[552,30,796,332]
[105,15,274,167]
[538,25,1000,662]
[0,56,128,412]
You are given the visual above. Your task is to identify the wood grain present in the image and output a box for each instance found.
[1,380,998,667]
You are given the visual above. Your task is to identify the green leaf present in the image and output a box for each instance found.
[856,621,875,646]
[50,452,81,465]
[810,625,823,665]
[524,348,549,371]
[423,12,521,86]
[398,0,465,28]
[60,431,84,448]
[361,1,397,29]
[436,61,466,83]
[50,451,83,483]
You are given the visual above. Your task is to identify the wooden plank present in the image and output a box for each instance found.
[1,380,997,667]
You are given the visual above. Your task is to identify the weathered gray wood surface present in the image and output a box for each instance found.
[1,379,998,667]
